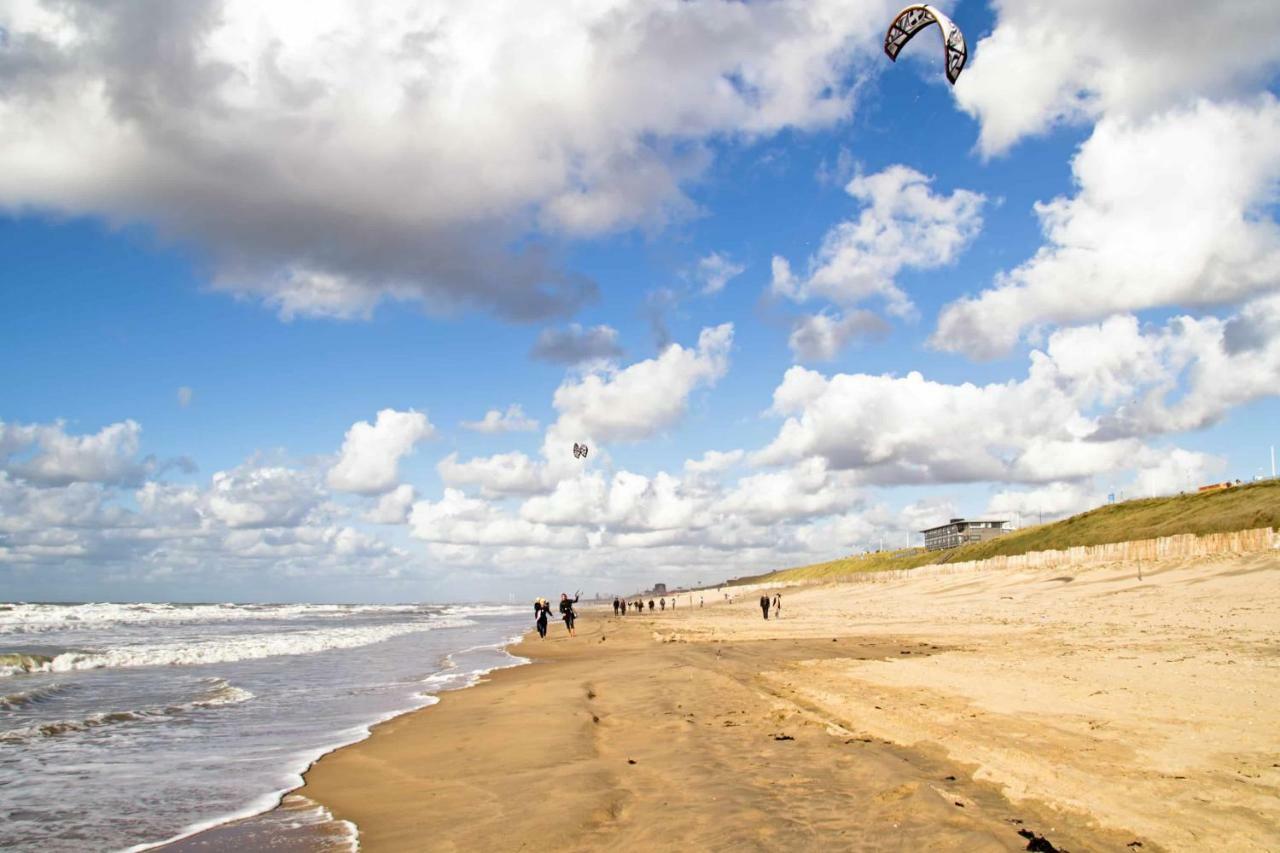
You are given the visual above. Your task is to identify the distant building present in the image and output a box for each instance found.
[920,518,1011,552]
[650,583,667,595]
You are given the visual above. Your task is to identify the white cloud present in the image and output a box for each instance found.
[788,309,889,361]
[461,404,539,434]
[684,449,745,475]
[365,484,416,525]
[957,0,1280,157]
[715,458,862,524]
[327,409,434,495]
[0,419,152,486]
[695,251,745,295]
[551,323,733,444]
[437,451,547,497]
[759,301,1280,485]
[409,488,585,549]
[934,97,1280,358]
[177,386,194,407]
[0,0,897,321]
[207,463,325,529]
[771,165,985,316]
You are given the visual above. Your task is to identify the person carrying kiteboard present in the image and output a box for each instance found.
[559,591,580,636]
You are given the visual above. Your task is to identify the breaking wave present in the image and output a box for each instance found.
[0,678,253,743]
[0,602,438,635]
[1,618,471,677]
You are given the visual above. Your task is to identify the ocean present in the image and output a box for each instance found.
[0,601,531,851]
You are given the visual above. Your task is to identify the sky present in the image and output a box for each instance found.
[2,0,1280,603]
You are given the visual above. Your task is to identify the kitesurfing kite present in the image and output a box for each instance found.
[572,443,589,459]
[884,4,968,85]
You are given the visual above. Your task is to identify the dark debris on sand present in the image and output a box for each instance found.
[1018,828,1064,852]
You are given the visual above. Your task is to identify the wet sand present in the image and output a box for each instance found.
[299,607,1161,850]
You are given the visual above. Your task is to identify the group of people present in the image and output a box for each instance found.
[533,589,781,638]
[533,592,580,639]
[610,595,700,616]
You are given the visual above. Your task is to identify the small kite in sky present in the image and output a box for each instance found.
[573,443,589,459]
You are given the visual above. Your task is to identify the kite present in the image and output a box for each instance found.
[884,4,968,85]
[572,443,589,459]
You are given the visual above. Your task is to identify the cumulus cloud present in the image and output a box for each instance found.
[759,301,1280,485]
[530,324,624,365]
[0,0,897,322]
[0,419,153,486]
[788,309,889,361]
[551,323,733,444]
[441,324,735,498]
[327,409,434,495]
[461,404,539,434]
[695,251,745,295]
[771,165,985,317]
[437,451,547,497]
[365,484,416,525]
[684,449,745,475]
[207,462,325,529]
[934,97,1280,358]
[957,0,1280,157]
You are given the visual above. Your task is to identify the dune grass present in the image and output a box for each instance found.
[731,479,1280,586]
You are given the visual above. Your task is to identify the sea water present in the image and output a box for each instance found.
[0,601,530,851]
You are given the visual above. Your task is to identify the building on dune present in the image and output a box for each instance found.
[920,518,1011,552]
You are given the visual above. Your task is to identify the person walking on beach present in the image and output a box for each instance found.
[648,599,655,612]
[559,591,580,636]
[612,597,620,617]
[772,593,781,619]
[699,595,704,608]
[659,598,665,611]
[760,594,771,620]
[534,598,550,639]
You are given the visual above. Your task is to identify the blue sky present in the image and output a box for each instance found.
[2,1,1279,602]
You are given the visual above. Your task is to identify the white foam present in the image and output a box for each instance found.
[0,678,254,743]
[7,617,472,676]
[0,602,432,635]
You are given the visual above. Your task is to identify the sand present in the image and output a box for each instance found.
[300,551,1279,852]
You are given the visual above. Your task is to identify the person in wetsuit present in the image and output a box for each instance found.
[648,599,655,612]
[559,592,580,636]
[612,597,620,616]
[534,598,550,639]
[760,594,771,620]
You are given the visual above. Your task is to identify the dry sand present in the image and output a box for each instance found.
[301,550,1279,852]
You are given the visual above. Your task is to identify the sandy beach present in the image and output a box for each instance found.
[297,549,1280,851]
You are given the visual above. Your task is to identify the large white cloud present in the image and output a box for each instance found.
[551,323,733,444]
[0,0,897,321]
[760,300,1280,485]
[327,409,434,495]
[772,165,985,317]
[935,97,1280,358]
[0,419,152,486]
[956,0,1280,157]
[208,462,326,529]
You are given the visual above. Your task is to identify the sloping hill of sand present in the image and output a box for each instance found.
[662,551,1280,851]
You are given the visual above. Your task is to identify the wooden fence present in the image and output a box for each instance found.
[917,526,1279,577]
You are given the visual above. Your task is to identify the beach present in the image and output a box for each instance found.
[298,549,1279,851]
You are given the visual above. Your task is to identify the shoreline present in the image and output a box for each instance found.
[155,633,532,852]
[294,607,1142,852]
